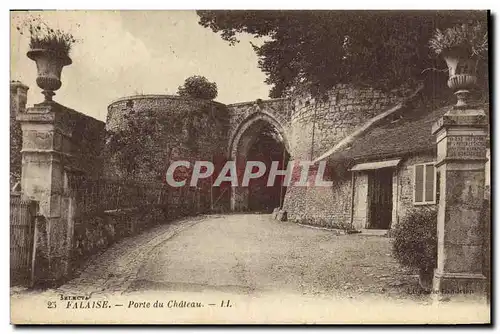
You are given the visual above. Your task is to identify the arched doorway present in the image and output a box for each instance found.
[229,113,290,212]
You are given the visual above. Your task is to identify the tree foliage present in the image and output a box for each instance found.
[177,75,218,100]
[106,109,182,180]
[197,10,488,98]
[392,208,437,272]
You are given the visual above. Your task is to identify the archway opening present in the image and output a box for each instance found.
[247,124,290,212]
[232,118,290,213]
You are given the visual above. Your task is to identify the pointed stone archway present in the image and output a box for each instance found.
[228,111,290,212]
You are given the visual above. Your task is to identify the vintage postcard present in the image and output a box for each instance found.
[10,10,491,324]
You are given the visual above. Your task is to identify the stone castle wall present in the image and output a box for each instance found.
[105,95,230,184]
[283,166,353,228]
[227,98,292,152]
[16,82,416,237]
[283,84,413,223]
[105,95,231,214]
[57,105,106,176]
[39,84,416,233]
[288,84,411,160]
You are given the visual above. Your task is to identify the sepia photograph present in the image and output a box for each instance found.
[9,9,491,324]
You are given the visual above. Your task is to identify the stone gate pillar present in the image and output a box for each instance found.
[431,106,488,294]
[17,102,73,286]
[231,188,249,211]
[231,155,250,211]
[10,81,29,187]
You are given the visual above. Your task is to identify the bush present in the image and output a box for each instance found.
[392,208,437,272]
[177,75,218,100]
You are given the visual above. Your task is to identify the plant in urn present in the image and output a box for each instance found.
[17,17,78,102]
[429,22,488,108]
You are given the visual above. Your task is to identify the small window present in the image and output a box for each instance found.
[413,162,436,205]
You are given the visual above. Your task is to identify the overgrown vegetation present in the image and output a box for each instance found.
[197,11,488,98]
[391,208,437,272]
[15,15,79,55]
[106,109,183,180]
[429,22,488,57]
[105,101,228,182]
[177,75,218,100]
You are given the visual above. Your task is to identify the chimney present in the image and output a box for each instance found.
[10,81,29,116]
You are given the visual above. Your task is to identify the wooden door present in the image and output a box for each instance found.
[368,169,393,229]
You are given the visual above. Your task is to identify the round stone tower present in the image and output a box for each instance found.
[104,95,230,184]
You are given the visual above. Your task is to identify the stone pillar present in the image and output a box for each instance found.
[431,106,488,294]
[231,187,249,211]
[17,102,73,286]
[10,81,29,114]
[230,154,250,211]
[10,81,29,188]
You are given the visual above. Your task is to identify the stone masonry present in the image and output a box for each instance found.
[10,81,29,188]
[432,106,489,294]
[17,98,105,285]
[282,84,412,223]
[12,80,418,284]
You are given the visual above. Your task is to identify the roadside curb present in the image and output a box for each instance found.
[296,223,346,235]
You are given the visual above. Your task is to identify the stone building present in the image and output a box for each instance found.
[103,79,492,231]
[226,81,490,231]
[106,83,417,217]
[12,73,490,287]
[312,98,490,231]
[13,78,490,233]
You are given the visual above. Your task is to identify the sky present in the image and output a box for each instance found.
[10,10,271,121]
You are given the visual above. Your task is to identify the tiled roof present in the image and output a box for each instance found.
[330,101,489,164]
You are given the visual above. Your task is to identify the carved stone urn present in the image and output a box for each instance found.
[442,48,478,107]
[27,49,72,102]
